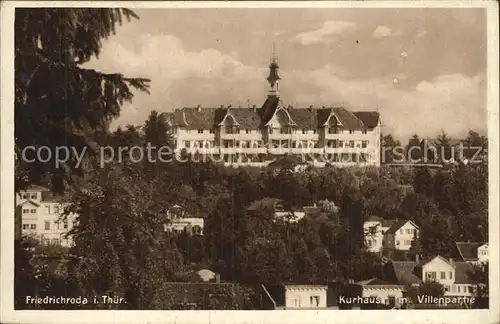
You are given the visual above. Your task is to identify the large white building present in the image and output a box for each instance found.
[16,185,76,247]
[161,56,381,167]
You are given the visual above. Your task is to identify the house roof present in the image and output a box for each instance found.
[160,98,378,131]
[365,215,384,222]
[455,242,479,261]
[247,198,282,211]
[453,262,476,284]
[356,278,403,287]
[385,220,418,234]
[19,200,40,207]
[22,184,50,192]
[389,261,422,285]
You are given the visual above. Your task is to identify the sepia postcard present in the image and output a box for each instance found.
[1,1,499,323]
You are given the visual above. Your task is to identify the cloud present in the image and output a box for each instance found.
[84,34,486,140]
[372,25,401,38]
[294,21,356,45]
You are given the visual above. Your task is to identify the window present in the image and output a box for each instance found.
[349,141,355,148]
[338,140,344,148]
[407,229,412,234]
[369,226,377,235]
[310,296,320,307]
[426,271,436,280]
[44,221,50,230]
[468,286,473,293]
[449,272,453,280]
[457,286,461,293]
[440,272,446,279]
[54,206,60,214]
[63,222,68,229]
[328,127,337,134]
[349,129,354,134]
[302,129,306,134]
[22,194,29,199]
[400,229,404,234]
[313,130,317,134]
[245,129,251,134]
[197,129,203,134]
[184,141,191,148]
[209,129,215,134]
[22,209,29,214]
[30,209,36,213]
[52,239,60,245]
[445,285,450,292]
[388,296,396,307]
[22,224,29,230]
[30,224,36,230]
[362,130,367,134]
[361,141,368,148]
[55,221,60,230]
[269,128,273,134]
[396,240,400,246]
[404,240,411,245]
[30,194,37,199]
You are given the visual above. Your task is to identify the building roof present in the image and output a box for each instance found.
[388,261,422,285]
[22,184,50,192]
[356,278,403,287]
[160,98,379,131]
[385,220,418,234]
[455,242,479,261]
[453,262,476,284]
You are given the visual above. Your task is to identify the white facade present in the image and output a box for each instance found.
[164,217,204,235]
[284,285,327,309]
[358,283,404,307]
[421,256,475,297]
[17,187,76,247]
[477,243,488,263]
[392,222,419,251]
[363,219,419,252]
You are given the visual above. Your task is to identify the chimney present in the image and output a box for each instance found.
[215,273,221,283]
[220,104,224,109]
[415,254,419,263]
[227,104,232,109]
[253,104,257,112]
[197,105,201,112]
[309,105,313,111]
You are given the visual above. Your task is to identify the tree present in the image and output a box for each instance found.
[405,134,422,163]
[468,262,488,308]
[15,8,150,192]
[407,231,423,262]
[418,281,445,297]
[380,133,402,164]
[434,130,454,164]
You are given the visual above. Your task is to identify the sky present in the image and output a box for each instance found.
[85,7,487,140]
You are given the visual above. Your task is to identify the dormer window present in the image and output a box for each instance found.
[302,129,306,134]
[30,194,37,200]
[245,129,251,134]
[313,130,317,134]
[362,130,368,134]
[209,129,215,134]
[197,129,204,134]
[349,129,355,134]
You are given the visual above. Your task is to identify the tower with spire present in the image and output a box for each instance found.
[267,45,281,97]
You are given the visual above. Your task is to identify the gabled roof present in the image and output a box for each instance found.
[421,255,455,268]
[20,184,50,192]
[356,278,403,287]
[19,200,40,207]
[385,220,418,234]
[387,261,422,285]
[159,99,379,131]
[455,242,479,261]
